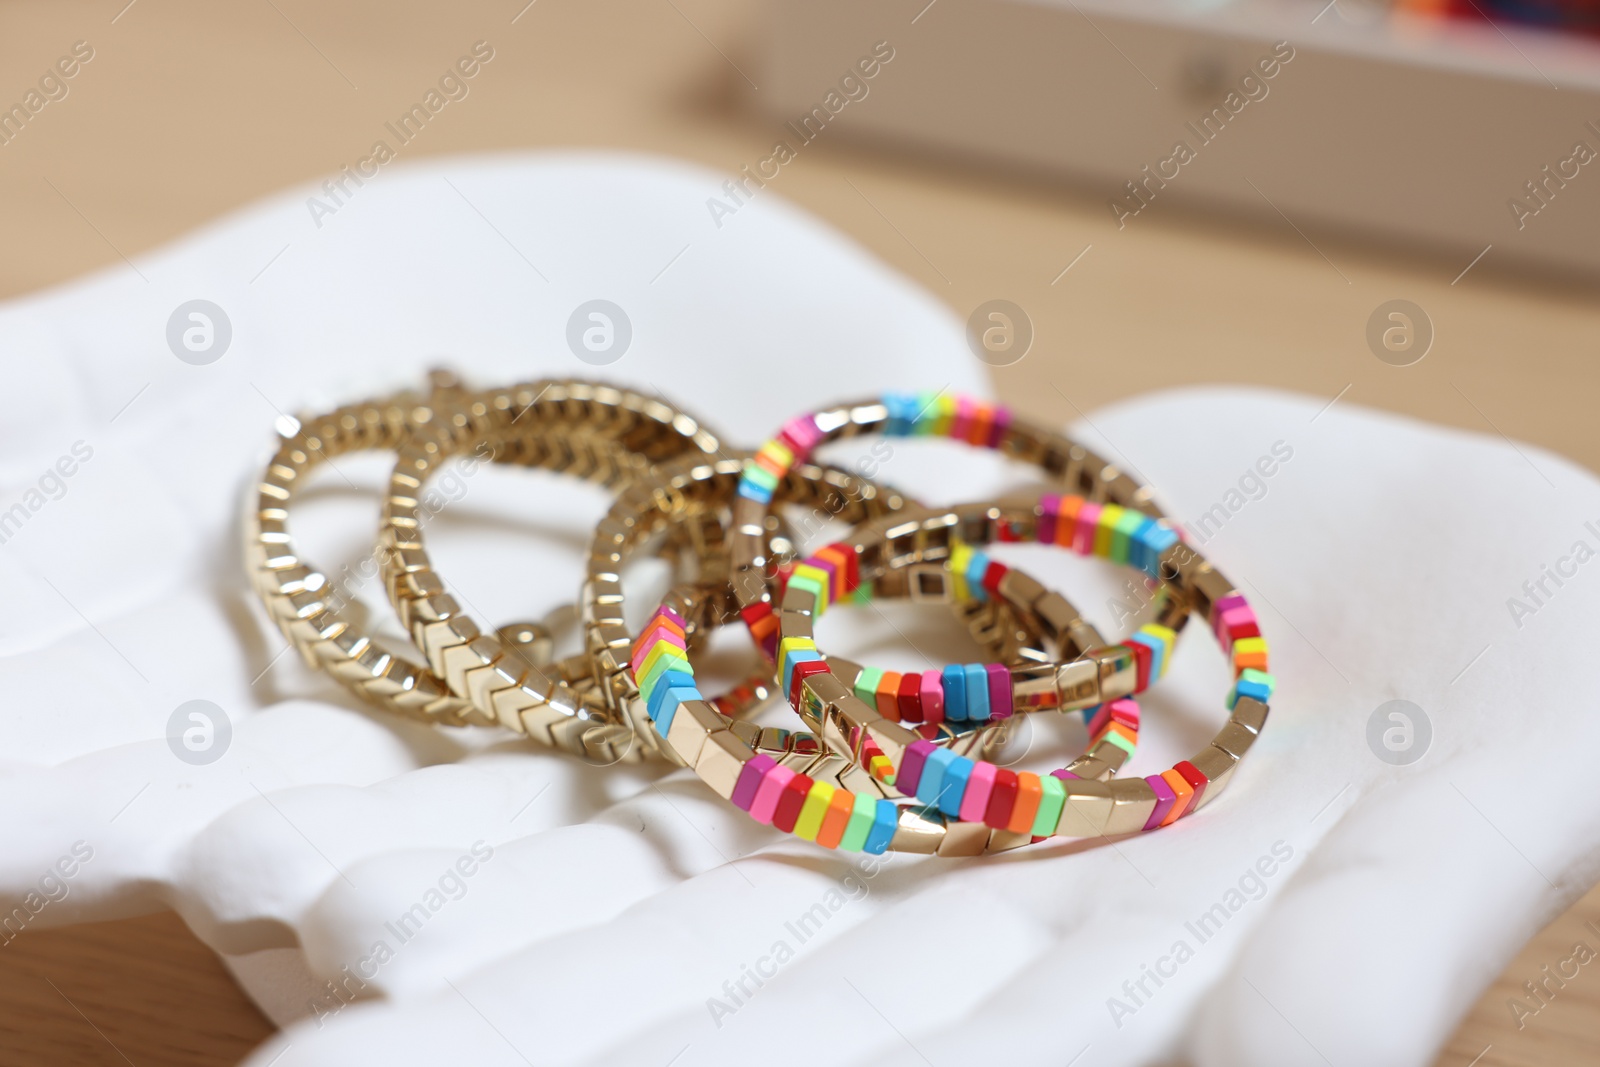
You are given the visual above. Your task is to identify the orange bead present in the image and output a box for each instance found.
[816,787,856,848]
[1234,648,1269,672]
[967,406,994,447]
[1102,720,1137,745]
[1055,497,1081,547]
[1159,768,1194,826]
[1007,772,1043,834]
[753,449,787,477]
[813,545,852,597]
[876,672,902,720]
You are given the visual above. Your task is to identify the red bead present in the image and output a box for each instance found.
[740,602,780,662]
[981,561,1008,595]
[789,659,831,709]
[772,773,813,832]
[1127,641,1151,692]
[985,768,1019,829]
[1175,760,1209,813]
[897,672,924,723]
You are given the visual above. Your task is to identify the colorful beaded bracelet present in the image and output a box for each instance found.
[641,576,1051,795]
[622,476,1172,856]
[633,553,1146,806]
[779,493,1274,838]
[728,392,1164,661]
[775,522,1186,733]
[630,606,1146,859]
[776,494,1193,783]
[763,541,1175,798]
[582,451,1058,776]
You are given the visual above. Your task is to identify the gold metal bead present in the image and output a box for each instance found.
[1012,663,1063,712]
[665,700,725,767]
[1232,696,1270,735]
[695,731,755,799]
[1058,779,1114,837]
[889,807,945,854]
[1104,778,1159,836]
[1214,721,1258,760]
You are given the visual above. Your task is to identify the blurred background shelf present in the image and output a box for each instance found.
[759,0,1600,278]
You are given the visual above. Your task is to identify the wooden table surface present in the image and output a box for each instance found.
[1,1,1596,1063]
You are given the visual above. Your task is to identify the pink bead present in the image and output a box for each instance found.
[1086,704,1113,737]
[1211,593,1248,633]
[919,671,945,724]
[960,762,998,822]
[1216,604,1256,644]
[780,415,824,458]
[1038,494,1061,544]
[1087,698,1139,741]
[986,663,1013,719]
[1073,502,1102,555]
[897,740,938,796]
[630,628,686,672]
[952,395,978,441]
[1143,774,1177,831]
[749,765,796,825]
[730,755,775,811]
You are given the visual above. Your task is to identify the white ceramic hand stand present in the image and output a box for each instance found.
[0,153,1593,1067]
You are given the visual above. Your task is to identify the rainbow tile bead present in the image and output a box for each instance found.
[736,392,1012,506]
[633,605,900,854]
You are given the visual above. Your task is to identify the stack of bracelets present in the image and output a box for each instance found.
[247,373,1273,858]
